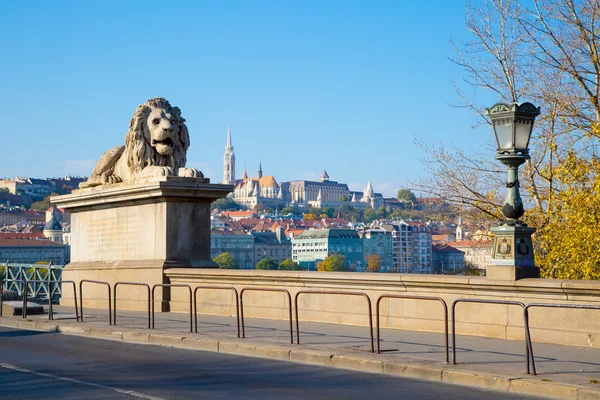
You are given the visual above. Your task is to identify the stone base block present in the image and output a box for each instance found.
[2,301,44,316]
[486,265,540,281]
[61,260,169,312]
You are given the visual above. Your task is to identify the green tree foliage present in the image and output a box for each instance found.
[256,257,278,270]
[317,254,346,272]
[397,189,417,209]
[340,195,349,202]
[376,206,388,219]
[212,252,239,269]
[211,198,243,211]
[363,207,376,223]
[0,187,9,194]
[365,253,381,273]
[30,193,58,211]
[322,207,336,218]
[338,204,361,222]
[254,204,274,214]
[280,206,296,215]
[278,258,302,270]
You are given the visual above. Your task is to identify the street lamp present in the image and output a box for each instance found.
[485,102,541,280]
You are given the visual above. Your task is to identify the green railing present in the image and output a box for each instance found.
[0,261,64,302]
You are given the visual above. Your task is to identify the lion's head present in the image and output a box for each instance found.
[124,97,190,174]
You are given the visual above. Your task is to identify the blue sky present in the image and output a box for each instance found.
[0,1,497,197]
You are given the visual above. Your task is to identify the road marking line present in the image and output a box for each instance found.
[0,363,166,400]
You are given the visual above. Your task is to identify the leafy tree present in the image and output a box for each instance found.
[317,254,346,272]
[211,198,243,211]
[338,204,360,222]
[365,253,381,273]
[0,187,9,194]
[308,206,323,216]
[30,193,58,211]
[280,206,296,215]
[254,204,274,214]
[397,189,417,209]
[409,0,600,279]
[212,252,239,269]
[532,153,600,279]
[278,258,302,270]
[363,207,376,223]
[304,213,317,221]
[322,207,336,218]
[376,206,388,219]
[256,257,278,270]
[340,195,349,202]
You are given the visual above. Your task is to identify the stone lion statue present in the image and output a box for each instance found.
[80,97,202,188]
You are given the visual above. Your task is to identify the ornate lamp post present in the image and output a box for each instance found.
[486,102,541,280]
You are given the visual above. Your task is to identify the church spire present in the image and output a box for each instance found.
[365,180,373,195]
[222,124,235,185]
[226,124,233,150]
[258,162,263,179]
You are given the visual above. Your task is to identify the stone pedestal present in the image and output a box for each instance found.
[52,176,233,311]
[487,224,540,280]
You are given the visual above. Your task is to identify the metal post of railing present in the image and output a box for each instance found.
[524,303,600,375]
[0,277,3,318]
[452,298,533,374]
[79,280,112,325]
[22,279,49,319]
[49,280,79,322]
[240,287,293,344]
[46,262,53,301]
[22,279,28,318]
[193,286,240,337]
[376,294,448,362]
[0,260,5,317]
[151,284,193,333]
[294,290,373,352]
[113,282,151,329]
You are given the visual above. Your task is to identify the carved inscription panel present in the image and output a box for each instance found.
[73,204,160,262]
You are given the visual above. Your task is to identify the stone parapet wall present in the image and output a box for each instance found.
[165,269,600,348]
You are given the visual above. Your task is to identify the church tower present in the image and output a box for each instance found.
[223,124,235,185]
[456,214,464,241]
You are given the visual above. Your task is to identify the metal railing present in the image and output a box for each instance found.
[295,290,374,353]
[151,284,193,333]
[23,279,79,321]
[1,261,64,301]
[524,303,600,375]
[49,280,78,321]
[376,294,448,362]
[80,280,112,325]
[452,298,534,374]
[240,287,293,344]
[193,286,240,337]
[114,282,151,329]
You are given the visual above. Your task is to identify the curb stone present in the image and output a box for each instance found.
[3,318,600,399]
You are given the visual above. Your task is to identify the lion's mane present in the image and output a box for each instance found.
[124,97,190,175]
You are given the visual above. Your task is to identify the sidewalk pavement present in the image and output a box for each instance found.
[2,305,600,400]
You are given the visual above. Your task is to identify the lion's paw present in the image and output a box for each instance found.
[177,167,204,178]
[140,166,175,178]
[101,174,123,185]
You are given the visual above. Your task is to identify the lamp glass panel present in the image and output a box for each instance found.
[514,119,532,150]
[494,120,513,151]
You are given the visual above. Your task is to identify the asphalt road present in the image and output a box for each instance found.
[0,327,542,400]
